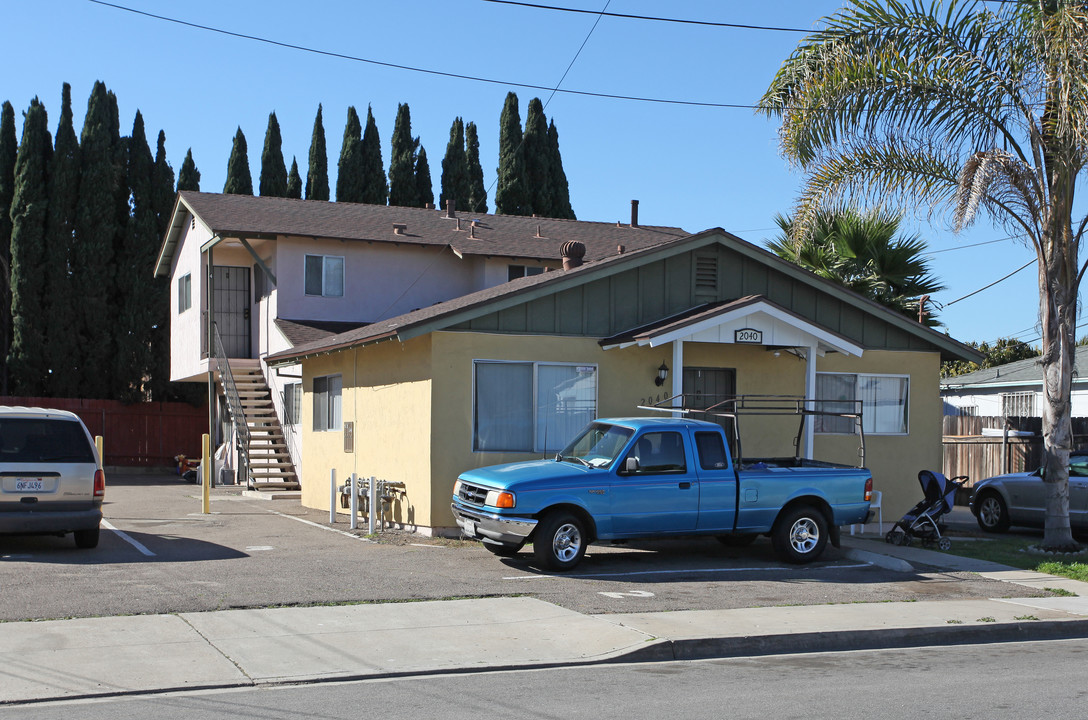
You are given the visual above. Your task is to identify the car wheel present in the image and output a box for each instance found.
[533,511,587,571]
[772,506,828,564]
[975,492,1010,533]
[482,540,525,557]
[74,527,100,549]
[717,533,758,547]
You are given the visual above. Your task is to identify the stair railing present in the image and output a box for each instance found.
[212,322,251,486]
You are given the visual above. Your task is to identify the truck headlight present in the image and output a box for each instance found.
[485,489,515,508]
[453,480,462,497]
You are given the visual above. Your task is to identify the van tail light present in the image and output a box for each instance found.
[864,477,873,502]
[94,469,106,498]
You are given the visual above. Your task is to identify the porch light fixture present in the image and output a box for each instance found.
[654,362,669,386]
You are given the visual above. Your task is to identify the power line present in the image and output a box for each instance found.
[944,259,1035,306]
[480,0,810,32]
[922,236,1018,255]
[85,0,752,109]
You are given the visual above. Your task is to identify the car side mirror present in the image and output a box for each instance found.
[624,457,639,474]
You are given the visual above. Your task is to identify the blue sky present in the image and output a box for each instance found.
[1,0,1053,347]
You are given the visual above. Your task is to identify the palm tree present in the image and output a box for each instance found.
[768,209,945,325]
[759,0,1088,551]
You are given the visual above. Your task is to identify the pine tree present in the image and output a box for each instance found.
[7,98,52,395]
[223,127,253,195]
[495,92,528,215]
[305,104,329,201]
[43,84,81,397]
[521,97,552,217]
[440,117,469,213]
[360,105,387,205]
[547,119,575,220]
[465,121,487,214]
[259,112,287,197]
[178,148,200,191]
[414,145,433,209]
[0,101,17,395]
[148,129,175,401]
[388,103,419,207]
[286,157,303,199]
[336,106,365,203]
[114,111,158,401]
[74,81,122,398]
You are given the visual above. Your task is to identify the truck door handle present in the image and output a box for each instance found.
[678,482,691,489]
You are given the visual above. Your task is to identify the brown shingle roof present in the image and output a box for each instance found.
[175,191,687,264]
[274,318,372,347]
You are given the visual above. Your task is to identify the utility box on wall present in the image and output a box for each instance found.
[343,421,354,453]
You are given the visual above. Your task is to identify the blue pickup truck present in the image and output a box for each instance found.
[452,416,873,570]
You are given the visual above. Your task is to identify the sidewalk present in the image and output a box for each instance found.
[2,537,1087,705]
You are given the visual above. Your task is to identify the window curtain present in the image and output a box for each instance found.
[325,257,344,297]
[815,373,856,434]
[536,366,596,453]
[860,376,908,434]
[475,363,533,451]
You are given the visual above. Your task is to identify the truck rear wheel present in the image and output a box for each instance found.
[533,511,587,571]
[772,506,827,564]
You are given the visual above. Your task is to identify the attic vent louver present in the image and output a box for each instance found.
[694,254,719,301]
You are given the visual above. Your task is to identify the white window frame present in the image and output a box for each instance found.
[472,360,598,453]
[1001,391,1036,418]
[312,374,342,432]
[815,372,910,436]
[283,382,302,426]
[178,273,192,313]
[304,254,345,298]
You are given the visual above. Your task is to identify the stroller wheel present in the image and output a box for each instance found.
[938,537,952,551]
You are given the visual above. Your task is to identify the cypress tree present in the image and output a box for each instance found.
[465,121,487,214]
[259,112,287,197]
[547,119,575,220]
[223,127,253,195]
[286,157,303,199]
[114,111,158,401]
[0,101,17,395]
[148,129,175,401]
[414,145,434,209]
[43,84,81,397]
[336,106,365,203]
[495,92,528,215]
[440,117,469,213]
[7,98,52,395]
[305,104,329,201]
[178,148,200,191]
[74,81,122,398]
[360,105,387,205]
[522,97,552,217]
[388,103,419,207]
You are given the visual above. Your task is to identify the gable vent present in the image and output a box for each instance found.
[694,254,719,301]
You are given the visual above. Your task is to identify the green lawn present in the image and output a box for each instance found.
[937,533,1088,582]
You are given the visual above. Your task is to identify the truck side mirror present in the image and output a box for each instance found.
[624,457,639,474]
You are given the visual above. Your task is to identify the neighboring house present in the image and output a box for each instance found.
[941,346,1088,417]
[153,192,686,488]
[260,225,980,530]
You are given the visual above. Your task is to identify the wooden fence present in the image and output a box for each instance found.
[942,415,1088,488]
[1,396,207,468]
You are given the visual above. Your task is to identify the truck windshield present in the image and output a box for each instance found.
[557,422,633,468]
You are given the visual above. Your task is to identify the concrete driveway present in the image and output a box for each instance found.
[0,471,1042,621]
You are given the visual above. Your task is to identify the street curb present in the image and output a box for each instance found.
[842,547,914,572]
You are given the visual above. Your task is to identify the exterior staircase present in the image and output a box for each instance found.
[225,360,300,490]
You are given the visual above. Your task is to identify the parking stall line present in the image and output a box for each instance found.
[102,519,156,556]
[502,563,871,580]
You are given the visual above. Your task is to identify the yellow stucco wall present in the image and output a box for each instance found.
[815,350,942,522]
[299,336,434,531]
[300,331,941,533]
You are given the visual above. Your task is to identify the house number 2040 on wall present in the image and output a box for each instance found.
[734,328,763,344]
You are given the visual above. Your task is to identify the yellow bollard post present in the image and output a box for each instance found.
[95,436,103,464]
[201,433,211,514]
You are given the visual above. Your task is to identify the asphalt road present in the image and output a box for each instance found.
[6,638,1085,719]
[0,471,1041,621]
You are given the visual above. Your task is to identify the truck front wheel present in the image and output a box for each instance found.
[772,506,828,564]
[533,511,587,571]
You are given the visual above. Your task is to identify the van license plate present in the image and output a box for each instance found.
[15,479,44,492]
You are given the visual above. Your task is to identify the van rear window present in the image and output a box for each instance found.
[0,418,96,463]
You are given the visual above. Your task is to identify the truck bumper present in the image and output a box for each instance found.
[451,502,537,544]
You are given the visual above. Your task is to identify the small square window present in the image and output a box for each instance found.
[305,255,344,298]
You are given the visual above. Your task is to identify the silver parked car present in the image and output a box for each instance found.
[0,407,105,548]
[970,452,1088,534]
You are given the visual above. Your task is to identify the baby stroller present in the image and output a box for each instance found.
[885,470,968,550]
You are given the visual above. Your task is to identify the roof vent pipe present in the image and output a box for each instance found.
[446,199,456,218]
[393,223,407,235]
[618,244,626,254]
[631,199,639,228]
[561,240,586,270]
[468,223,476,239]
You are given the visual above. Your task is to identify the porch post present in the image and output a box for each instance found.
[671,340,684,418]
[206,247,216,488]
[804,344,816,459]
